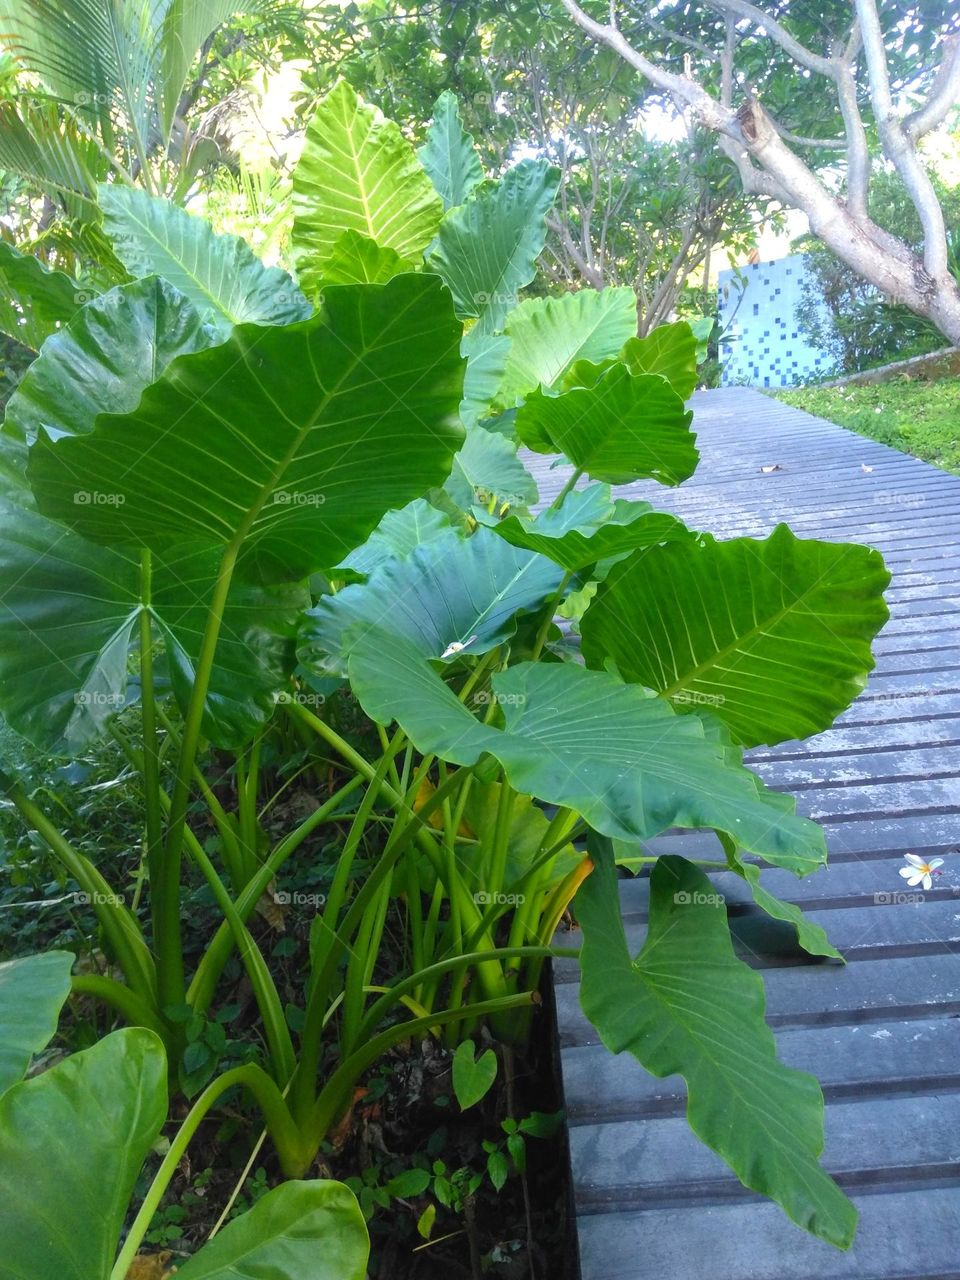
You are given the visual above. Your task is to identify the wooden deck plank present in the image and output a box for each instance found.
[543,387,960,1278]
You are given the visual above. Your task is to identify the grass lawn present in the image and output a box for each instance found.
[775,378,960,476]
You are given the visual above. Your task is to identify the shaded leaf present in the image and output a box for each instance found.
[0,240,82,351]
[0,950,73,1097]
[445,424,537,510]
[424,159,560,336]
[452,1040,498,1110]
[337,498,456,576]
[577,841,856,1247]
[418,90,484,210]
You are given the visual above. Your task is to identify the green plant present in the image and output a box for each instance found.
[0,80,891,1255]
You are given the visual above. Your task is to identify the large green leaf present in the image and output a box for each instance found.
[28,275,466,583]
[0,951,73,1098]
[580,524,891,747]
[488,483,693,573]
[291,80,443,296]
[0,1028,168,1280]
[176,1180,369,1280]
[4,276,214,441]
[347,632,826,872]
[418,90,484,210]
[515,363,698,486]
[576,841,857,1247]
[569,321,699,399]
[424,159,560,336]
[445,424,538,510]
[493,286,637,411]
[0,278,303,751]
[320,231,410,285]
[301,526,563,675]
[460,331,511,428]
[0,239,82,351]
[337,498,456,575]
[98,185,310,336]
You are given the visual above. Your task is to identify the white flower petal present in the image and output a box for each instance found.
[904,854,926,868]
[929,858,944,870]
[899,867,913,879]
[922,874,933,890]
[905,872,924,887]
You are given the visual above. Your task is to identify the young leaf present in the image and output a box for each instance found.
[291,80,443,295]
[445,424,538,510]
[28,275,466,583]
[425,159,560,335]
[418,91,484,210]
[320,231,409,285]
[175,1180,369,1280]
[0,1028,168,1280]
[337,498,456,576]
[515,365,698,486]
[452,1040,498,1110]
[580,524,891,746]
[576,839,857,1248]
[493,286,637,411]
[98,185,310,335]
[567,321,699,399]
[0,951,74,1097]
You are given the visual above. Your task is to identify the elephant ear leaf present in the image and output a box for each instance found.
[27,274,466,584]
[576,838,857,1248]
[0,1028,167,1280]
[568,321,699,399]
[580,523,891,746]
[98,185,310,335]
[515,364,698,486]
[176,1180,369,1280]
[0,239,83,351]
[418,90,484,210]
[425,158,560,336]
[291,79,442,295]
[0,950,74,1098]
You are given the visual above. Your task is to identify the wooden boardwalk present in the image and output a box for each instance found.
[530,387,960,1280]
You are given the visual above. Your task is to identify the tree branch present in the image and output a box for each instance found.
[702,0,835,78]
[903,34,960,140]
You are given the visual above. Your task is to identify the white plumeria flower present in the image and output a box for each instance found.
[440,634,478,660]
[899,853,944,890]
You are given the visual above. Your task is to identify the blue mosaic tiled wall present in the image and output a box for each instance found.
[717,253,836,388]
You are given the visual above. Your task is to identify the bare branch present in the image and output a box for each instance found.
[903,34,960,140]
[702,0,834,78]
[771,124,847,149]
[856,0,950,280]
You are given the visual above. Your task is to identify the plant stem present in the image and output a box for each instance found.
[550,466,584,509]
[138,551,164,905]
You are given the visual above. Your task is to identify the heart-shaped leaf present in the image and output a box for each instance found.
[493,286,637,412]
[0,1028,167,1280]
[580,524,891,746]
[301,526,563,675]
[176,1179,369,1280]
[347,630,827,873]
[425,159,560,336]
[452,1040,498,1111]
[291,80,442,294]
[576,840,857,1247]
[0,950,73,1097]
[28,275,466,583]
[515,364,698,486]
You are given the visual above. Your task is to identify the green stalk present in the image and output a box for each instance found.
[110,1064,303,1280]
[0,778,157,1001]
[70,974,168,1038]
[550,466,583,509]
[187,775,363,1013]
[156,539,241,1008]
[530,569,573,662]
[304,993,536,1157]
[138,551,164,902]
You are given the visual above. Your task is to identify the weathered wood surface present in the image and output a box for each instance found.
[530,387,960,1280]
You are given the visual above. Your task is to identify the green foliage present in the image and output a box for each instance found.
[418,90,484,211]
[777,377,960,476]
[0,240,81,351]
[578,839,858,1248]
[0,82,892,1261]
[452,1039,498,1110]
[0,950,73,1096]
